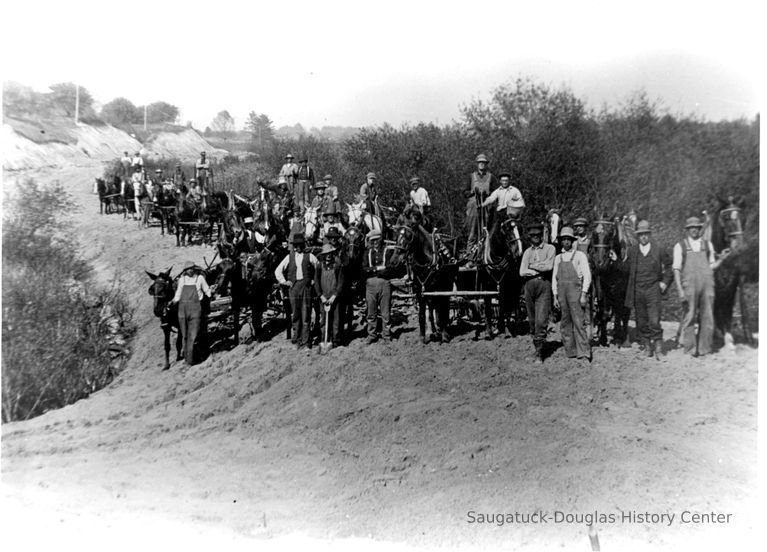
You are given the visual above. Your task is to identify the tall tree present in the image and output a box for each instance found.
[47,82,95,118]
[145,101,179,124]
[245,111,275,149]
[210,110,236,136]
[100,97,139,125]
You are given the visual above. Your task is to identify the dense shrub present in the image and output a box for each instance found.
[2,180,136,422]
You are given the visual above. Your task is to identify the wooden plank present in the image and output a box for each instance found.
[421,291,498,297]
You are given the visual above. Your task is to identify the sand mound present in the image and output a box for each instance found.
[2,118,226,172]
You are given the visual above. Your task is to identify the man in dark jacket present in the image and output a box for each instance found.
[362,228,406,343]
[623,220,673,359]
[314,244,345,347]
[274,234,319,349]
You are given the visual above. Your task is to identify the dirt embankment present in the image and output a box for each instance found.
[0,165,759,552]
[2,117,227,172]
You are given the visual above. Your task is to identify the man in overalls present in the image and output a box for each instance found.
[171,260,213,366]
[274,234,319,349]
[572,217,594,340]
[672,216,717,356]
[463,154,499,255]
[552,227,592,364]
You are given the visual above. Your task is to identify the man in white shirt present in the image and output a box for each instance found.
[131,151,144,170]
[408,176,431,213]
[481,170,525,238]
[672,216,718,356]
[275,234,319,349]
[552,226,592,363]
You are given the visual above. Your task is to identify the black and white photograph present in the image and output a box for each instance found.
[1,1,761,550]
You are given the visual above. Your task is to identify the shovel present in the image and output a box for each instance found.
[320,301,333,354]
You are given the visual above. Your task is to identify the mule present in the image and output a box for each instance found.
[146,267,182,370]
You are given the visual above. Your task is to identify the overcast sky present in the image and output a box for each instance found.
[1,0,762,130]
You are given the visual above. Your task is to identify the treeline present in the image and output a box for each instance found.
[2,181,136,422]
[3,81,179,127]
[245,78,759,248]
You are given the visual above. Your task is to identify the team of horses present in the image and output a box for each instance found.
[135,178,756,364]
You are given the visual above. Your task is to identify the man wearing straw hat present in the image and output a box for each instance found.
[275,233,319,349]
[623,220,673,359]
[279,153,298,193]
[552,226,592,364]
[672,216,718,356]
[171,260,213,366]
[314,243,346,348]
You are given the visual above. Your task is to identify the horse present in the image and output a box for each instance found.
[173,193,205,247]
[146,267,182,370]
[303,206,321,243]
[590,216,633,346]
[240,241,288,341]
[122,178,136,220]
[705,196,757,348]
[347,200,385,238]
[339,225,367,338]
[396,223,459,344]
[542,208,562,252]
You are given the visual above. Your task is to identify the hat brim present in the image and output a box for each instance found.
[685,224,703,229]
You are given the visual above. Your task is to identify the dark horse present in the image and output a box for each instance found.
[146,267,182,370]
[239,241,289,342]
[340,225,367,339]
[396,224,459,344]
[706,196,757,348]
[590,216,633,346]
[173,193,205,246]
[206,257,244,346]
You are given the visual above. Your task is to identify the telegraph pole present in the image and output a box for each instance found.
[74,84,80,124]
[144,104,148,131]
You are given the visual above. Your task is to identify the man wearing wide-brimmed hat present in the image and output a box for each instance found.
[552,226,592,364]
[320,203,346,242]
[672,216,717,356]
[171,260,213,366]
[310,179,332,214]
[275,233,319,349]
[464,153,499,252]
[314,243,345,347]
[520,222,556,362]
[624,220,673,358]
[195,151,212,190]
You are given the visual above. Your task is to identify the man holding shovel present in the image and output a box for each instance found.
[314,243,346,351]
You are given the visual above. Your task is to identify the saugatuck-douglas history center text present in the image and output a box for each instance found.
[465,510,733,527]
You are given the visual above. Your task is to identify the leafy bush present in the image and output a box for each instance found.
[2,180,136,422]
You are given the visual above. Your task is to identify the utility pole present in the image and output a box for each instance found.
[74,84,80,124]
[144,104,148,131]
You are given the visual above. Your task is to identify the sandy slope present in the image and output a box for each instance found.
[1,165,759,551]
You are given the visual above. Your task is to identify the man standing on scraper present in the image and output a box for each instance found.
[672,216,721,357]
[552,226,592,365]
[195,151,213,191]
[519,222,556,363]
[623,220,673,359]
[295,155,315,216]
[279,153,299,196]
[463,154,499,257]
[275,234,319,350]
[314,243,346,348]
[171,260,214,366]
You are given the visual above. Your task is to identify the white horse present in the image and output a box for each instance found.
[303,206,320,240]
[346,200,383,235]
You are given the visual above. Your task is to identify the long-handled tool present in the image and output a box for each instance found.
[320,302,333,354]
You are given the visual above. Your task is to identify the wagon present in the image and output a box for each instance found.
[177,221,215,245]
[206,295,241,347]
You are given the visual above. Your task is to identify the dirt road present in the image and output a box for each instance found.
[1,165,759,551]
